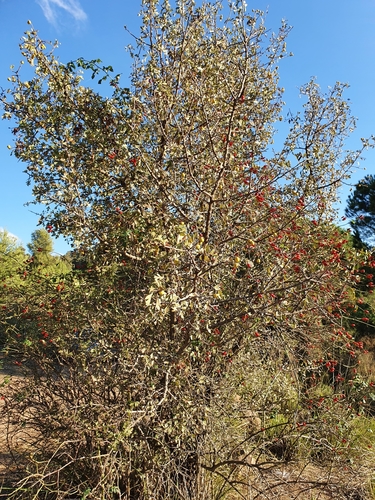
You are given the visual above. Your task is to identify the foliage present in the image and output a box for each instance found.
[1,1,375,498]
[327,231,375,339]
[346,174,375,248]
[0,229,26,282]
[343,176,375,343]
[0,230,26,345]
[0,228,70,354]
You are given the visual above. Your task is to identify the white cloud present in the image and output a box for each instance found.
[36,0,87,26]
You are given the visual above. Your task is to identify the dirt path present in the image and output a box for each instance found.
[0,362,28,495]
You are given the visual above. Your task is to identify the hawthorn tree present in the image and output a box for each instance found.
[1,1,375,498]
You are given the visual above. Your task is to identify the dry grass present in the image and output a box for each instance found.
[232,462,367,499]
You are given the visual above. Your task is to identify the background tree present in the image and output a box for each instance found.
[0,229,25,282]
[0,230,26,346]
[1,1,375,499]
[346,174,375,248]
[27,228,71,274]
[27,228,53,265]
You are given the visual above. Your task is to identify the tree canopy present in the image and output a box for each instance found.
[1,1,375,499]
[346,174,375,248]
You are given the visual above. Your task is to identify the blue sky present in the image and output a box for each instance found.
[1,0,374,255]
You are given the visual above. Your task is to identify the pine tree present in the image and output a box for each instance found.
[346,174,375,248]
